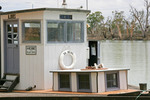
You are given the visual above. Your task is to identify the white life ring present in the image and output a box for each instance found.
[59,50,76,70]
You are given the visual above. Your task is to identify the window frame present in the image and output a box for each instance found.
[47,20,84,43]
[22,20,41,43]
[77,73,92,92]
[105,71,120,91]
[58,73,72,91]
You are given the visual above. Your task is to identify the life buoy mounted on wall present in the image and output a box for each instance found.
[59,50,76,70]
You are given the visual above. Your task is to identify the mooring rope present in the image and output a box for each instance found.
[135,90,145,100]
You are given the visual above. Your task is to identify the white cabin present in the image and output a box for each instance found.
[0,8,90,90]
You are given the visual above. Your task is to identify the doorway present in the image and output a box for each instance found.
[88,41,100,66]
[4,21,19,74]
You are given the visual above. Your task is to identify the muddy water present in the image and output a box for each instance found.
[100,40,150,89]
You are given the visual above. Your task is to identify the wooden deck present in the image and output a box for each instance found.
[0,89,149,100]
[15,89,138,95]
[0,85,147,100]
[0,89,139,97]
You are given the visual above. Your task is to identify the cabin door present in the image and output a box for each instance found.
[88,41,100,66]
[5,21,19,74]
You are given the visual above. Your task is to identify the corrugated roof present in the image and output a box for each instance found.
[0,8,91,15]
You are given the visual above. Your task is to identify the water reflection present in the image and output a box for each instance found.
[100,41,150,89]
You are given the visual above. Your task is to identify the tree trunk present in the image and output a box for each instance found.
[116,24,122,39]
[126,24,129,38]
[144,0,149,37]
[109,27,114,38]
[130,3,148,38]
[136,17,145,38]
[130,22,135,38]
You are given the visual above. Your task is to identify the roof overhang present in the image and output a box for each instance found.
[0,8,91,15]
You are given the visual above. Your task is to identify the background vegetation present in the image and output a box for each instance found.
[87,0,150,40]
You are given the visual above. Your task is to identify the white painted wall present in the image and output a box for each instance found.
[18,11,45,90]
[44,44,88,89]
[1,11,45,90]
[43,10,88,89]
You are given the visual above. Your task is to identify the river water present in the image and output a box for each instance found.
[100,40,150,89]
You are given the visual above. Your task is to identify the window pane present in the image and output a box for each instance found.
[8,33,12,44]
[59,74,70,89]
[106,73,118,88]
[47,22,64,42]
[7,24,12,44]
[78,74,90,89]
[67,23,82,42]
[13,24,18,44]
[23,22,40,42]
[47,21,84,43]
[7,24,12,32]
[13,24,18,33]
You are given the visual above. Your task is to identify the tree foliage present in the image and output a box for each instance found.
[87,0,150,40]
[87,11,104,34]
[112,11,125,39]
[130,0,150,38]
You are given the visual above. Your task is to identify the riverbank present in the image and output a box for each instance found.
[88,33,150,41]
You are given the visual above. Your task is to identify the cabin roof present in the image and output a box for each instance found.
[0,8,91,15]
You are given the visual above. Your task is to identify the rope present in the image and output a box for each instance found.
[135,90,145,100]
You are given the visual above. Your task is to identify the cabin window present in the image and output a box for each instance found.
[105,72,119,91]
[47,21,84,43]
[77,73,91,92]
[67,22,82,42]
[58,73,71,91]
[47,22,65,42]
[22,21,41,43]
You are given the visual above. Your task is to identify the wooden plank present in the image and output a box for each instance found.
[0,85,8,88]
[0,79,14,82]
